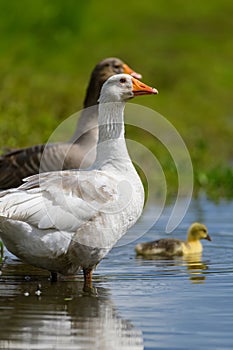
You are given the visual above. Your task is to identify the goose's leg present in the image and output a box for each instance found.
[50,272,58,282]
[83,267,93,291]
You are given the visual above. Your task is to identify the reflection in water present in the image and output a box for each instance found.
[183,254,208,283]
[136,253,209,283]
[0,259,143,350]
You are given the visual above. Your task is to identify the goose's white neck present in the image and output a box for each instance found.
[98,102,125,140]
[94,102,130,168]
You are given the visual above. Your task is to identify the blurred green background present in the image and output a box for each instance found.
[0,0,232,199]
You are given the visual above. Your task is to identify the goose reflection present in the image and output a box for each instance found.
[136,253,208,283]
[182,253,208,283]
[0,260,144,350]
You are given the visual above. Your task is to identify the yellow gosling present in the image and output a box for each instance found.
[135,223,211,257]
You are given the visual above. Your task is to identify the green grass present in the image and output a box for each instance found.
[0,0,232,200]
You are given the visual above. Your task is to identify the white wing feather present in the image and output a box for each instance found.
[0,170,118,232]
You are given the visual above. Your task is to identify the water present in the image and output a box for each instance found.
[0,196,233,350]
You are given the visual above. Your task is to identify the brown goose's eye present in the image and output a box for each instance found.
[114,65,120,69]
[120,78,126,83]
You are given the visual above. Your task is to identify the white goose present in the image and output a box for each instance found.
[0,74,158,290]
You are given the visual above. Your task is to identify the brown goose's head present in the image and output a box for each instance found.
[84,57,142,108]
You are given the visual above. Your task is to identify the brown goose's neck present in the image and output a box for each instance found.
[84,72,107,108]
[70,73,105,143]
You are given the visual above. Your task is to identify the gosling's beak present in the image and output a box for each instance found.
[132,77,158,96]
[123,63,142,80]
[205,234,212,241]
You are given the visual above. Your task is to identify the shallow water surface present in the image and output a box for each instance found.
[0,197,233,350]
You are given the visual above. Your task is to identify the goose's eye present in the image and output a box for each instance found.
[114,65,120,69]
[203,229,207,233]
[119,78,126,83]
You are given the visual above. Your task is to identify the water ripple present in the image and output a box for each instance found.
[0,197,233,349]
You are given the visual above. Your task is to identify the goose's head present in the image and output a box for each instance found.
[99,74,158,103]
[95,57,142,80]
[84,58,142,107]
[187,222,211,242]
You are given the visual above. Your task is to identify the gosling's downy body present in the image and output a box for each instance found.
[135,223,211,257]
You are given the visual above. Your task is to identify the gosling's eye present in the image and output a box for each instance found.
[203,229,207,233]
[119,78,126,83]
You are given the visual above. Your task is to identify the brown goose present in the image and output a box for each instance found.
[0,57,141,189]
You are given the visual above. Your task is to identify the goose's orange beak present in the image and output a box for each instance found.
[123,64,142,80]
[132,77,158,96]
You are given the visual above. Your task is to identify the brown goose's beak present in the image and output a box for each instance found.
[132,77,158,96]
[123,63,142,80]
[205,234,212,241]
